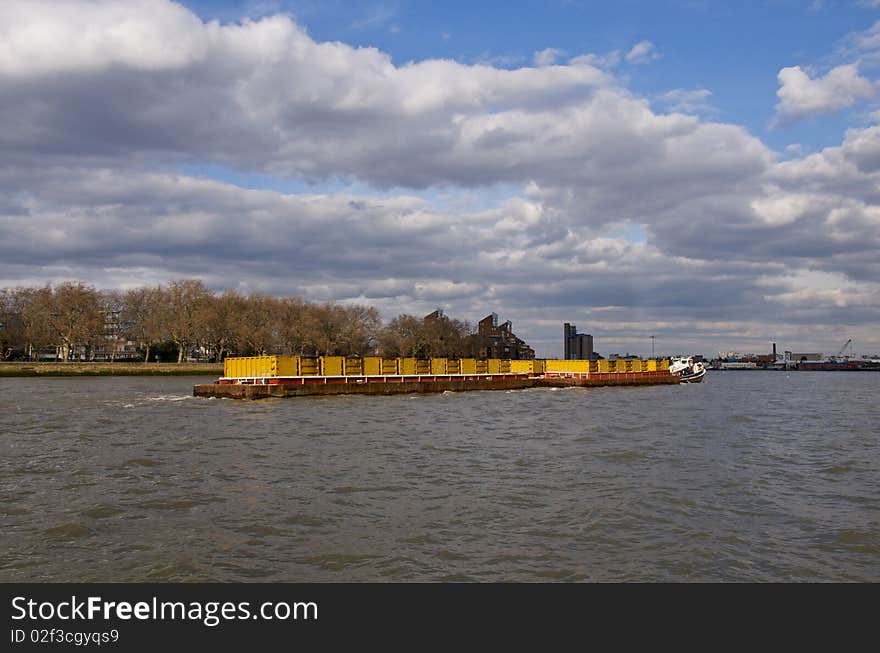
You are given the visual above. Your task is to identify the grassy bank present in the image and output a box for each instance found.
[0,362,223,377]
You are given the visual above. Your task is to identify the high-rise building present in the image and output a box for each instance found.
[564,323,593,360]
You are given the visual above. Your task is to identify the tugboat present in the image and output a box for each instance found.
[669,356,706,383]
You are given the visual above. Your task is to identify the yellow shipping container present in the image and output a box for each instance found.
[275,355,300,376]
[223,356,242,377]
[533,359,546,374]
[487,359,511,374]
[381,358,399,375]
[510,360,534,374]
[344,357,363,376]
[447,359,461,374]
[543,359,564,372]
[399,358,417,375]
[224,355,300,378]
[430,358,448,374]
[597,360,611,373]
[544,359,589,373]
[475,359,489,374]
[415,359,431,374]
[299,357,318,375]
[320,356,344,376]
[362,357,381,376]
[460,358,477,374]
[223,356,239,377]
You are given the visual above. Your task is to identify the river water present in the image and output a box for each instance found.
[1,372,877,582]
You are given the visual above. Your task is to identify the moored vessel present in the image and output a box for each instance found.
[669,356,706,383]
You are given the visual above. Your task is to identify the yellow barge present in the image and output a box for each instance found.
[193,356,677,399]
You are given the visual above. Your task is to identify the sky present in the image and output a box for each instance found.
[2,0,880,358]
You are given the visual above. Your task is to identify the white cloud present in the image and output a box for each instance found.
[655,88,716,115]
[0,0,211,76]
[775,64,876,123]
[625,40,658,65]
[568,51,621,69]
[533,48,565,66]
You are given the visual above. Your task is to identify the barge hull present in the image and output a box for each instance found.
[193,370,677,399]
[537,371,679,388]
[194,376,534,399]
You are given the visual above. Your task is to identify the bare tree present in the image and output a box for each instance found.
[378,314,426,358]
[337,304,381,356]
[230,293,282,356]
[15,286,55,360]
[0,288,23,359]
[379,311,472,358]
[122,286,167,363]
[38,282,104,361]
[423,312,472,357]
[277,296,316,356]
[163,279,211,364]
[308,302,347,356]
[198,289,244,362]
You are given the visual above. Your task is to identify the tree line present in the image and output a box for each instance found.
[0,280,478,363]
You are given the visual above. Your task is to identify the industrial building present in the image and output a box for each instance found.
[563,323,594,360]
[475,313,535,360]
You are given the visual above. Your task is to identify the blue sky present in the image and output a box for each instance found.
[2,1,880,358]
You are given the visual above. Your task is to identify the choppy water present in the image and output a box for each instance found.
[1,372,878,582]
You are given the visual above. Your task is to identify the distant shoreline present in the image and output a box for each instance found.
[0,362,223,377]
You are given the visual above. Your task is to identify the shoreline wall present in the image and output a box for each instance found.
[0,362,223,377]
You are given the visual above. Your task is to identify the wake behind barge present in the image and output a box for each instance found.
[193,355,680,400]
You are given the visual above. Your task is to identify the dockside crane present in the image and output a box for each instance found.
[835,339,853,361]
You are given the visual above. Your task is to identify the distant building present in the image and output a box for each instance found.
[719,351,775,364]
[475,313,534,360]
[423,309,445,323]
[717,361,757,369]
[608,353,640,361]
[791,352,823,362]
[563,323,593,360]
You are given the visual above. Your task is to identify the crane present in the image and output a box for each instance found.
[835,339,853,361]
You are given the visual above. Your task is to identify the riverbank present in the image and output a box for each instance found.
[0,362,223,377]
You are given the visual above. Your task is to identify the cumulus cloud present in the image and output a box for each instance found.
[534,48,565,66]
[1,1,880,355]
[1,1,618,188]
[775,64,876,123]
